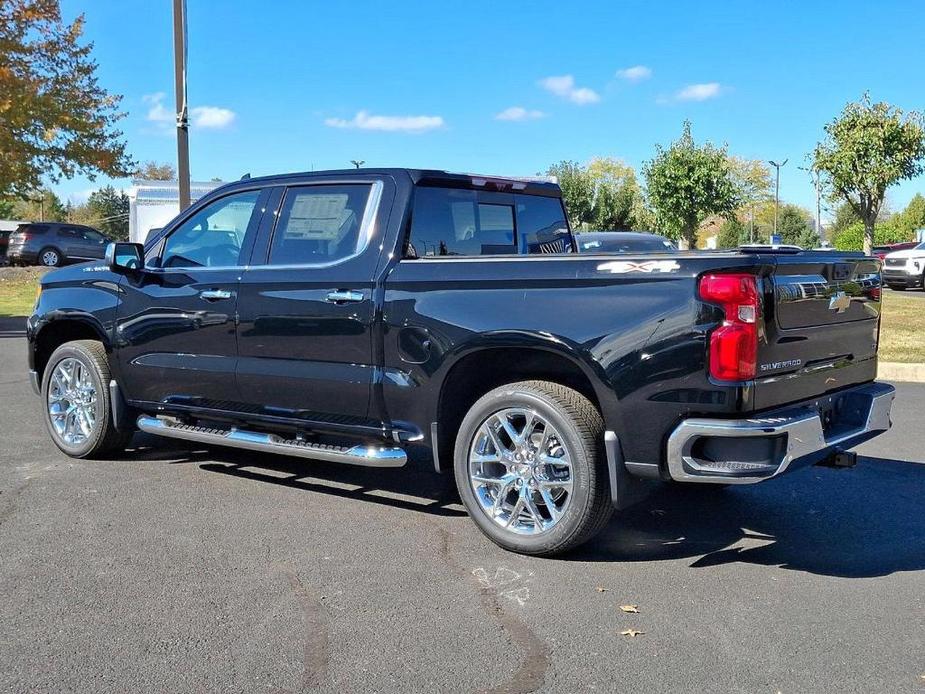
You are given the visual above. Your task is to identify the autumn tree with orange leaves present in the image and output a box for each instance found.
[0,0,133,198]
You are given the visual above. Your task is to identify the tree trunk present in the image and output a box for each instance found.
[680,226,697,251]
[863,218,875,256]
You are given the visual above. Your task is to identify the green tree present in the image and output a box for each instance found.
[830,201,861,238]
[716,217,747,249]
[897,193,925,234]
[11,187,66,221]
[777,204,818,248]
[586,157,640,230]
[813,94,925,254]
[86,185,129,240]
[134,161,176,181]
[0,198,14,219]
[547,160,594,229]
[833,220,910,251]
[0,0,133,197]
[643,121,739,248]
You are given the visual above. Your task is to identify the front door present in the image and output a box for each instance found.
[114,188,268,407]
[235,178,391,429]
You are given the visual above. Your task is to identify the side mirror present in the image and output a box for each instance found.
[105,242,145,273]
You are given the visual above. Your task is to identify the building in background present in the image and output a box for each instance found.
[127,180,224,244]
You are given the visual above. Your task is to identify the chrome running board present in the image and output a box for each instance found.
[136,415,407,468]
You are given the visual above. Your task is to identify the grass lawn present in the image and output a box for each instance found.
[0,266,48,318]
[0,265,923,362]
[878,289,925,363]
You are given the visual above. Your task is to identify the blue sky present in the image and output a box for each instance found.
[58,0,925,219]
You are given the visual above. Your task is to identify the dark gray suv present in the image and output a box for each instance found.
[7,223,110,267]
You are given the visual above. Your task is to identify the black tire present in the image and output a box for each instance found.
[38,247,61,267]
[453,380,612,556]
[41,340,132,458]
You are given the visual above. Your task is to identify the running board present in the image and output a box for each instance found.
[136,415,407,468]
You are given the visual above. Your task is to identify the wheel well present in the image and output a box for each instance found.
[435,347,602,470]
[34,321,104,381]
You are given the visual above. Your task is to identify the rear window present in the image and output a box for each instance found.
[406,187,570,257]
[578,234,675,253]
[15,224,48,235]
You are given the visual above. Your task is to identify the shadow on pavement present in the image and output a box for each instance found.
[0,316,26,338]
[129,433,466,518]
[123,431,925,576]
[572,456,925,578]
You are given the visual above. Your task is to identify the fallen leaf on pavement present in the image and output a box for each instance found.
[619,605,639,613]
[620,628,644,637]
[595,586,608,593]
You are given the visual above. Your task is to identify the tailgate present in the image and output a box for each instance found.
[754,252,882,409]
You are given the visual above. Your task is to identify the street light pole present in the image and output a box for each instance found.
[768,159,788,240]
[172,0,191,211]
[799,165,822,240]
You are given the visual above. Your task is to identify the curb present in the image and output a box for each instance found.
[878,362,925,383]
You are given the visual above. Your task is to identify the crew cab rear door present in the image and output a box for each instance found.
[234,176,392,429]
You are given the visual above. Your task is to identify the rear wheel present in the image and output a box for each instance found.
[39,247,61,267]
[453,380,612,556]
[42,340,132,458]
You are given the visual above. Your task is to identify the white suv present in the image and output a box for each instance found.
[882,241,925,290]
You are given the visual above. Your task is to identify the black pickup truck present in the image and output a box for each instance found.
[26,168,895,555]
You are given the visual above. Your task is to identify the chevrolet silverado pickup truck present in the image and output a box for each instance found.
[26,168,895,555]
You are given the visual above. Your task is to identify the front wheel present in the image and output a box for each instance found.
[453,380,612,556]
[42,340,132,458]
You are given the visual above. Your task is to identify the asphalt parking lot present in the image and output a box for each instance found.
[1,327,923,693]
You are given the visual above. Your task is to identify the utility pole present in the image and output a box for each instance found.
[768,159,788,239]
[350,160,365,169]
[172,0,191,211]
[799,165,822,239]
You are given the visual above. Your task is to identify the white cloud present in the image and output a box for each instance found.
[538,75,600,105]
[676,82,722,101]
[190,106,236,128]
[616,65,652,82]
[142,92,236,129]
[324,110,444,133]
[494,106,545,121]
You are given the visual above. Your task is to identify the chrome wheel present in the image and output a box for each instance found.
[41,249,59,266]
[47,357,98,446]
[468,408,573,535]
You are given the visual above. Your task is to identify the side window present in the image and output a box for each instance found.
[80,228,105,243]
[266,184,372,266]
[406,187,515,257]
[515,195,571,254]
[59,227,80,239]
[159,190,261,268]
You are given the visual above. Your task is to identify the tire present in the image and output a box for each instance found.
[453,380,612,556]
[38,247,61,267]
[41,340,132,458]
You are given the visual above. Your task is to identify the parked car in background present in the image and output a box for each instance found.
[873,241,918,260]
[7,223,111,267]
[577,231,676,253]
[882,241,925,290]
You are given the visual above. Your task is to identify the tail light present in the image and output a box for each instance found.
[699,273,760,381]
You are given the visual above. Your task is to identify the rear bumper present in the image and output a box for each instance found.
[883,269,922,287]
[6,248,36,264]
[666,382,895,484]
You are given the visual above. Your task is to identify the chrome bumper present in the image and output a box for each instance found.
[666,382,895,484]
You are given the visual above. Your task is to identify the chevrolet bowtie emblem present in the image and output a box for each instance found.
[829,291,851,313]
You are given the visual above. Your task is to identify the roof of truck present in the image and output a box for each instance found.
[219,168,562,197]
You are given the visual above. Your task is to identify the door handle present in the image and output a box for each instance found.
[200,289,233,301]
[326,290,364,304]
